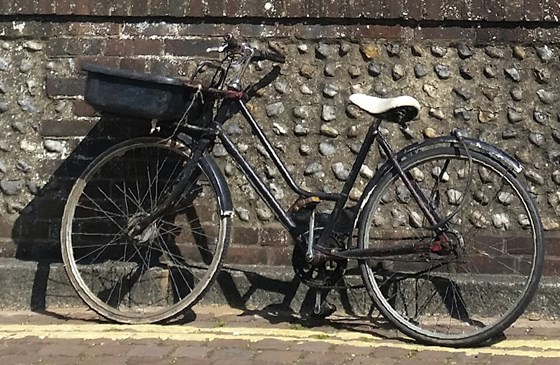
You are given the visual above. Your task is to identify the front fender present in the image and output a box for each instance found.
[176,133,233,217]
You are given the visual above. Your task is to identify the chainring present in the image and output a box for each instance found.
[292,231,348,288]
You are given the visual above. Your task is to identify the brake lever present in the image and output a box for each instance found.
[206,44,228,53]
[206,33,239,54]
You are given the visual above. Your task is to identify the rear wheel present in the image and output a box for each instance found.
[61,137,231,324]
[358,146,543,347]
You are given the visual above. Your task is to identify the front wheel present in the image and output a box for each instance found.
[61,137,231,324]
[357,146,543,347]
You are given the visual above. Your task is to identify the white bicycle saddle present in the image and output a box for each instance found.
[349,94,420,123]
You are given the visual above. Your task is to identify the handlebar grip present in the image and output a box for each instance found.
[255,50,286,64]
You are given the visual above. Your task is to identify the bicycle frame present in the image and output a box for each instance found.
[211,98,443,249]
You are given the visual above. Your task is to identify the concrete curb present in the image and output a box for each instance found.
[0,258,559,318]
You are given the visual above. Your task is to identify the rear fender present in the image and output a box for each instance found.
[352,135,523,235]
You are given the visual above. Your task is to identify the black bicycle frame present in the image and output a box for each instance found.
[213,98,385,246]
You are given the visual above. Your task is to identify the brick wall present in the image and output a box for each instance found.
[0,1,560,272]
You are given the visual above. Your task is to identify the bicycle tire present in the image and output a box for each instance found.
[61,137,231,324]
[357,146,543,347]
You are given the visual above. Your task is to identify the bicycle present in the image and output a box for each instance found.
[61,34,544,347]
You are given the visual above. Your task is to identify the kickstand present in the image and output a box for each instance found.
[311,289,336,319]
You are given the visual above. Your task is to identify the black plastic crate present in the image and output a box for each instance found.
[83,63,191,121]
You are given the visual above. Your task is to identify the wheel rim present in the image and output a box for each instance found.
[62,139,227,322]
[360,149,542,342]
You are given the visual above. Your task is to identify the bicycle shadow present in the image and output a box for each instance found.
[221,268,507,347]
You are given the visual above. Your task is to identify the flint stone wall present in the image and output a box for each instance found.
[0,1,559,273]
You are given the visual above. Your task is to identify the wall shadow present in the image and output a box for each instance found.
[10,113,358,320]
[12,116,153,310]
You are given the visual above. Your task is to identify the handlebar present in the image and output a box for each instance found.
[206,34,286,64]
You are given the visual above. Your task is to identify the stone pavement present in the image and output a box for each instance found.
[0,306,559,365]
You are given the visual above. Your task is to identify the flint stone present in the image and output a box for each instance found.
[457,44,473,59]
[510,87,523,101]
[434,64,450,79]
[534,68,550,84]
[319,142,336,156]
[257,208,272,222]
[316,43,334,58]
[24,41,43,51]
[16,160,32,173]
[294,124,310,136]
[502,128,517,139]
[414,64,428,78]
[300,85,313,94]
[411,44,423,56]
[485,46,504,58]
[537,89,554,104]
[454,108,471,121]
[459,65,474,80]
[533,110,549,124]
[266,102,284,117]
[299,144,311,155]
[0,58,8,71]
[320,124,339,138]
[507,109,524,123]
[0,179,23,195]
[332,162,350,181]
[483,65,497,78]
[525,170,545,185]
[322,105,336,121]
[392,64,405,80]
[18,99,38,113]
[300,65,315,79]
[536,45,553,62]
[272,123,287,135]
[431,45,447,57]
[235,207,250,221]
[323,84,339,98]
[274,81,288,94]
[374,85,388,96]
[553,170,560,185]
[529,133,545,146]
[505,68,521,82]
[512,46,526,60]
[339,42,351,55]
[348,65,361,78]
[324,64,336,77]
[305,162,323,175]
[19,59,33,73]
[368,62,382,77]
[387,44,401,57]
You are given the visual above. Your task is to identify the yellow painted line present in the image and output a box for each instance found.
[0,324,558,358]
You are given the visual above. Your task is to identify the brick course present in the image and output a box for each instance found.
[0,0,557,22]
